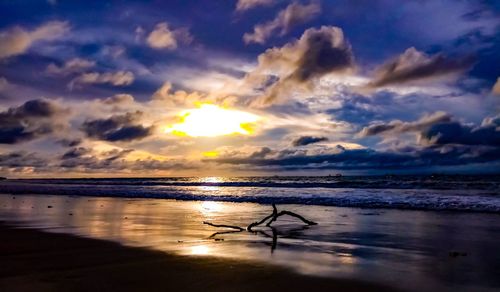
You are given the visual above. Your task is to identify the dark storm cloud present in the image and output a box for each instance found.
[249,26,355,105]
[0,151,47,168]
[59,148,134,169]
[61,147,91,160]
[368,47,474,88]
[0,148,195,173]
[292,136,328,146]
[81,111,153,142]
[290,26,354,82]
[57,138,82,147]
[421,115,500,147]
[58,148,196,172]
[359,112,452,137]
[207,145,500,170]
[0,99,67,144]
[360,112,500,147]
[249,147,272,159]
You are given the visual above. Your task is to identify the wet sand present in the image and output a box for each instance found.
[1,194,499,291]
[0,223,398,291]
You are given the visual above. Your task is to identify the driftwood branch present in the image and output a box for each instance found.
[204,203,317,233]
[276,210,317,225]
[265,203,279,227]
[247,213,273,231]
[199,204,317,254]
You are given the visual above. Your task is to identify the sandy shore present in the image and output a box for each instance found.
[0,223,399,291]
[1,194,499,291]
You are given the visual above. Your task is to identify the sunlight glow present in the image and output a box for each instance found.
[201,177,223,183]
[200,201,224,212]
[190,245,210,255]
[202,151,219,157]
[166,104,260,137]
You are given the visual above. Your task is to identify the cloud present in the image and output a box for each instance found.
[0,21,69,59]
[146,22,193,50]
[69,71,134,89]
[236,0,274,12]
[57,138,81,147]
[0,148,196,174]
[151,81,205,107]
[492,77,500,95]
[61,147,91,160]
[207,144,500,171]
[46,58,95,76]
[0,77,9,91]
[101,45,125,59]
[360,112,500,147]
[0,151,48,169]
[59,148,132,169]
[243,1,321,44]
[292,136,328,146]
[367,47,474,88]
[101,94,135,105]
[249,147,273,159]
[0,99,68,144]
[81,111,153,142]
[247,26,354,105]
[58,148,195,172]
[359,111,452,137]
[420,115,500,147]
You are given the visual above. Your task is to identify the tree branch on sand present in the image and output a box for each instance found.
[203,203,317,233]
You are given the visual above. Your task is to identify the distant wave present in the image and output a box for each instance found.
[1,177,499,213]
[5,175,500,190]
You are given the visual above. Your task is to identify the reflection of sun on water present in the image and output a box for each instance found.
[191,245,210,255]
[200,201,224,213]
[202,177,223,183]
[199,177,223,191]
[165,103,260,137]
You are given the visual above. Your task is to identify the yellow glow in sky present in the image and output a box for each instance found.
[166,104,260,137]
[202,151,219,157]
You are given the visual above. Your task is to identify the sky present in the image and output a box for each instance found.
[0,0,499,177]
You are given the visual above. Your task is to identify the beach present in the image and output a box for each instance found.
[1,193,499,291]
[0,223,399,292]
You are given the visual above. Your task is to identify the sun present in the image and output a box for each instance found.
[166,104,260,137]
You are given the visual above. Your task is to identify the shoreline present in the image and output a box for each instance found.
[2,181,499,214]
[2,193,499,291]
[0,222,399,291]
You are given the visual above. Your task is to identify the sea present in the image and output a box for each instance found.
[1,175,500,291]
[1,175,499,213]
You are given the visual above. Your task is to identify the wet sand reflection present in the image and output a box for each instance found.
[1,194,500,291]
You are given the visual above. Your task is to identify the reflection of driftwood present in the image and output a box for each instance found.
[257,227,278,252]
[203,221,244,231]
[203,204,317,253]
[207,230,243,239]
[207,225,312,253]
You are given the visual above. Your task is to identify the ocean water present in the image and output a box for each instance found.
[1,175,499,213]
[1,176,500,291]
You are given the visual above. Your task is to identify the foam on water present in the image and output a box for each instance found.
[1,175,499,213]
